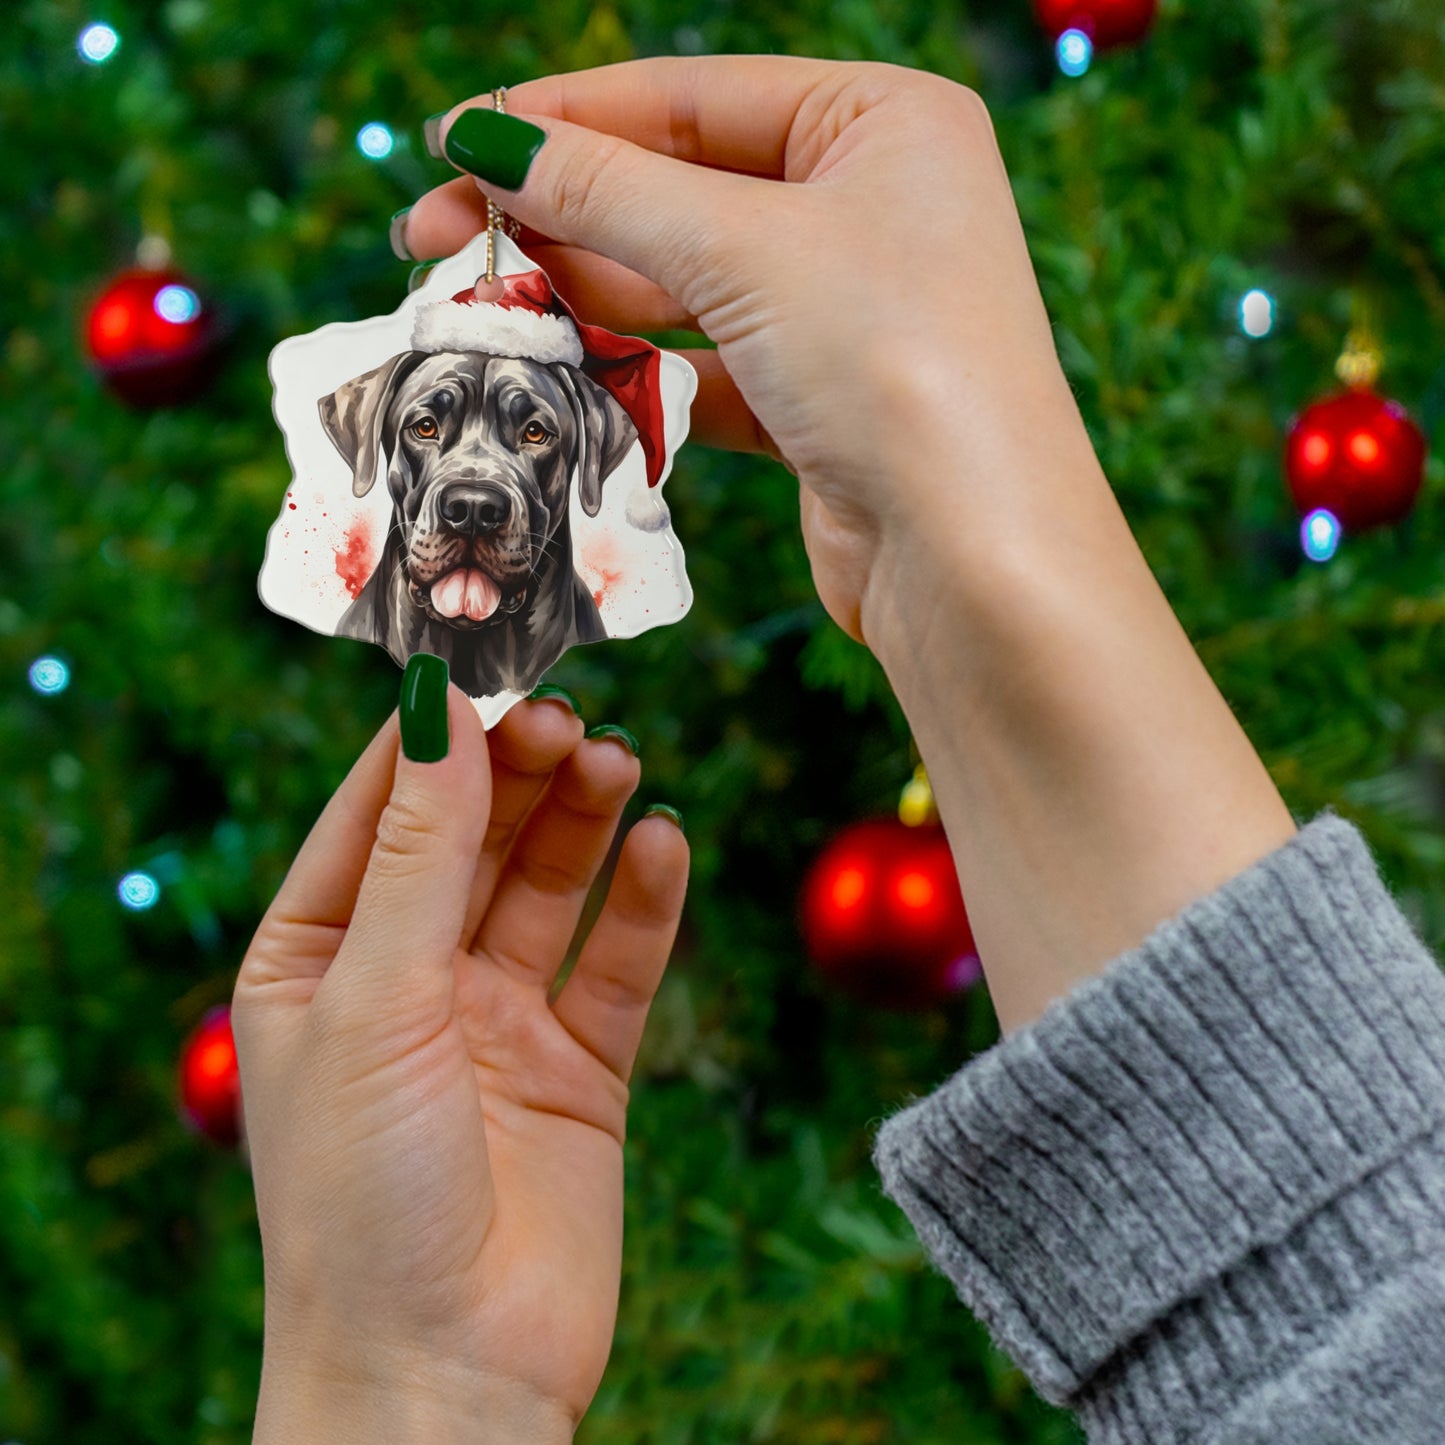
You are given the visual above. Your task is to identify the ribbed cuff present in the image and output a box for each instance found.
[871,813,1445,1425]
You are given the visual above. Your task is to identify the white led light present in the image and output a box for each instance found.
[28,657,70,694]
[1240,288,1275,338]
[118,871,161,910]
[1301,508,1341,563]
[357,122,395,160]
[1057,29,1093,77]
[78,23,120,64]
[154,284,201,324]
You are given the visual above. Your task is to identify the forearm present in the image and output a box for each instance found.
[859,373,1296,1034]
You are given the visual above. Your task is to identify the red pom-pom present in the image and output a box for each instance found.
[1285,388,1427,532]
[178,1006,242,1147]
[800,818,980,1010]
[85,267,220,407]
[1033,0,1157,49]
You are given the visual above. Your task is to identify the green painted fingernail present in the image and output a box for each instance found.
[388,207,413,262]
[400,653,449,762]
[443,107,546,191]
[527,684,582,716]
[644,803,684,834]
[585,723,639,756]
[423,112,447,160]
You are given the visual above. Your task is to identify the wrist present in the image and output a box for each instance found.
[856,421,1294,1034]
[858,410,1119,685]
[253,1346,575,1445]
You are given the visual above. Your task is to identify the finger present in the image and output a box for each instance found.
[460,693,587,948]
[400,179,701,333]
[323,683,492,1025]
[401,174,554,256]
[507,245,700,334]
[436,103,761,310]
[505,56,853,177]
[236,713,402,993]
[470,734,642,991]
[550,813,689,1083]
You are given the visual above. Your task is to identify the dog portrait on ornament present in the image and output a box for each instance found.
[261,231,696,726]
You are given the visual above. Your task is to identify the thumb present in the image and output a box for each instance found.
[325,659,490,1027]
[442,106,755,316]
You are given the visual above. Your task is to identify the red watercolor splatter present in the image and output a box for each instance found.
[335,515,377,599]
[288,502,297,510]
[581,534,627,608]
[592,565,625,609]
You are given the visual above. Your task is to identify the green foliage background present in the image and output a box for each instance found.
[4,0,1445,1440]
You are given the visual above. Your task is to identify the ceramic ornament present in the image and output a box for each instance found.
[261,231,696,726]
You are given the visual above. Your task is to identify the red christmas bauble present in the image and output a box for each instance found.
[800,818,981,1010]
[85,267,221,407]
[1284,388,1427,533]
[178,1005,242,1147]
[1034,0,1157,48]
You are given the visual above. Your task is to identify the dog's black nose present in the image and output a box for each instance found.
[439,486,511,534]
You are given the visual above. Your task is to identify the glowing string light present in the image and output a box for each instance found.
[28,657,70,695]
[1240,289,1274,338]
[356,122,395,159]
[1057,28,1093,77]
[154,284,201,324]
[118,871,161,910]
[1301,508,1341,563]
[78,22,120,64]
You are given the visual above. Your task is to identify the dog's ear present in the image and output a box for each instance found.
[559,368,640,518]
[318,353,415,497]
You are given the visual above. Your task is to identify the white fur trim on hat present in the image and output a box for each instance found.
[410,300,583,366]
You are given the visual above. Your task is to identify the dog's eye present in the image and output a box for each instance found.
[521,420,551,445]
[411,417,439,440]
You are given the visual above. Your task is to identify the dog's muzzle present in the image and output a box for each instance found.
[405,482,534,628]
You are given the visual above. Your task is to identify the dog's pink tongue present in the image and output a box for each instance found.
[431,569,501,622]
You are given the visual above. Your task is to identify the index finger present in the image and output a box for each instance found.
[467,55,854,180]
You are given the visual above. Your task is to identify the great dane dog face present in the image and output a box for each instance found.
[318,351,637,629]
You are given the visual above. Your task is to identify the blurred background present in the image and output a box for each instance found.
[4,0,1445,1440]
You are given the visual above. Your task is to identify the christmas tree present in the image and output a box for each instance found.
[3,1,1444,1441]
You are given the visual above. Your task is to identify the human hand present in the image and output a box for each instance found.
[233,683,688,1442]
[402,57,1100,647]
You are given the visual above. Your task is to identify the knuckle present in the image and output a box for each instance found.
[551,132,627,235]
[370,790,448,876]
[953,82,998,139]
[578,964,656,1015]
[516,848,586,898]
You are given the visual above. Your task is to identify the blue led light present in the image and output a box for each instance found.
[357,122,395,160]
[118,871,161,910]
[78,22,120,64]
[153,284,201,324]
[1057,28,1093,77]
[1240,288,1275,338]
[1301,508,1341,563]
[28,657,70,695]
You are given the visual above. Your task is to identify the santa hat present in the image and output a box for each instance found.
[410,269,667,488]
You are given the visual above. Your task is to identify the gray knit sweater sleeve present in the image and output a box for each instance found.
[870,812,1445,1443]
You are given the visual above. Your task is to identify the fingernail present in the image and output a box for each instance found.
[408,259,445,294]
[388,206,413,261]
[644,803,684,834]
[423,111,447,160]
[585,723,639,756]
[527,683,582,716]
[400,653,450,762]
[443,107,546,191]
